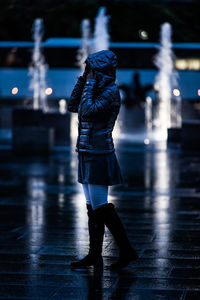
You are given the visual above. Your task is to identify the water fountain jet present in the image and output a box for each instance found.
[29,18,48,112]
[153,22,181,141]
[93,7,110,52]
[12,18,71,154]
[76,19,92,71]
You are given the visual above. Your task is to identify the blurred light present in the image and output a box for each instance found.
[144,138,150,145]
[139,30,148,40]
[146,96,152,104]
[188,59,200,70]
[59,99,67,114]
[198,89,200,96]
[173,89,180,97]
[58,193,65,206]
[58,174,65,184]
[11,87,18,95]
[175,59,187,70]
[175,59,200,70]
[45,87,53,95]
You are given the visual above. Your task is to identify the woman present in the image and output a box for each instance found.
[68,50,138,269]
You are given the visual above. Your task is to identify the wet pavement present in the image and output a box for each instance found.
[0,134,200,300]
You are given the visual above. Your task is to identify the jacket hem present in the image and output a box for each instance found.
[78,179,123,186]
[76,148,115,154]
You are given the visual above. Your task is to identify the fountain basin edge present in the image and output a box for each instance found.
[12,108,70,154]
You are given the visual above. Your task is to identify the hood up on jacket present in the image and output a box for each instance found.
[85,50,117,86]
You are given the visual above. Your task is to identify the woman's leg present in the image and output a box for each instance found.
[70,184,104,269]
[92,203,139,269]
[82,183,91,206]
[88,184,108,210]
[84,184,138,269]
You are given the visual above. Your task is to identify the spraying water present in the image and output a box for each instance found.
[153,22,181,140]
[171,88,182,128]
[76,19,92,70]
[29,18,48,111]
[93,7,110,52]
[145,96,153,139]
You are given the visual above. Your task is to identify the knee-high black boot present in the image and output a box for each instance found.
[70,204,105,269]
[93,203,138,269]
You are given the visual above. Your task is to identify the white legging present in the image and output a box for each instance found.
[82,184,108,210]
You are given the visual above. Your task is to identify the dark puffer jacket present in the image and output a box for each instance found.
[67,50,121,154]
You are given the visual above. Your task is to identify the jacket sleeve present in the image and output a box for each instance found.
[80,78,115,117]
[67,76,85,112]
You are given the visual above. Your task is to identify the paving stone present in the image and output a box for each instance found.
[0,285,58,299]
[170,267,200,279]
[0,139,200,298]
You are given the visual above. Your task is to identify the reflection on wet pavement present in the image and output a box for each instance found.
[0,134,200,299]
